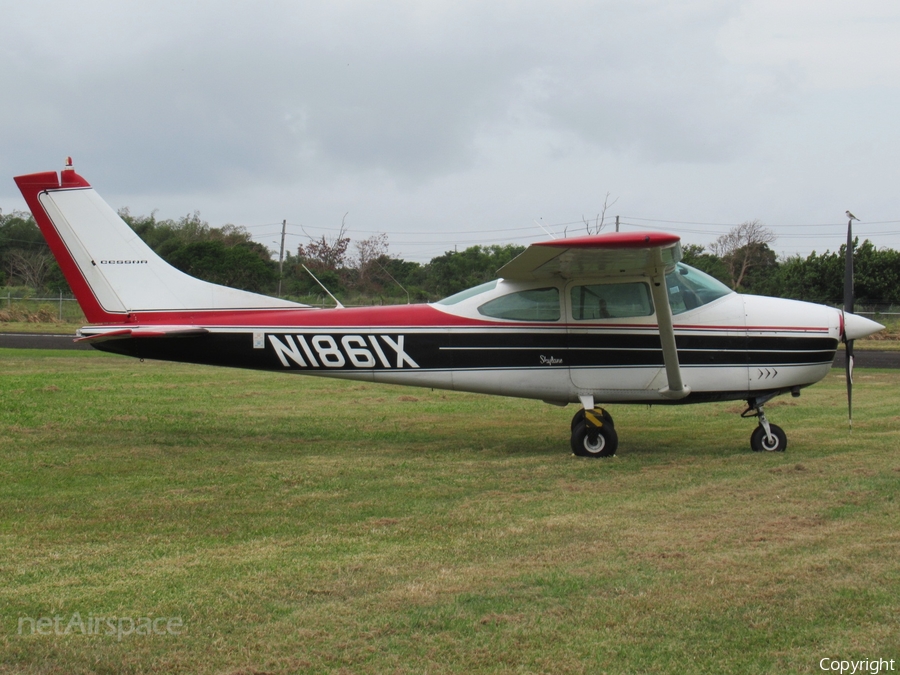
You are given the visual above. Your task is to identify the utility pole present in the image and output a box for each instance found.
[615,215,619,232]
[277,219,286,297]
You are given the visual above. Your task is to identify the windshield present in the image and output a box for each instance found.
[435,280,499,305]
[665,264,732,314]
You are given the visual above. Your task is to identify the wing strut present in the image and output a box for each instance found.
[648,250,690,400]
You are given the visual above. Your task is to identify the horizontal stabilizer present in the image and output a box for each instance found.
[75,327,209,343]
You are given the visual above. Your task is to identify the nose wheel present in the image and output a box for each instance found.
[742,401,787,452]
[571,407,618,457]
[750,423,787,452]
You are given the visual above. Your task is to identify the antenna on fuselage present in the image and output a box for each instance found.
[374,259,411,304]
[302,264,345,309]
[534,219,557,240]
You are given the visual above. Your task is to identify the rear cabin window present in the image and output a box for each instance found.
[570,282,653,320]
[478,287,560,321]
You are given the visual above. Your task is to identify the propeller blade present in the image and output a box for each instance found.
[845,337,854,429]
[843,215,855,429]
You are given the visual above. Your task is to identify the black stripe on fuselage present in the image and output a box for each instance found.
[90,329,838,372]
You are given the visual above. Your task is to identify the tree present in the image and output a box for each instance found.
[287,216,353,299]
[777,250,842,304]
[115,208,278,293]
[0,211,66,291]
[424,244,525,298]
[351,233,390,292]
[735,243,779,294]
[6,249,56,289]
[680,244,730,285]
[709,220,777,290]
[297,216,350,272]
[377,256,427,301]
[854,239,900,306]
[166,240,277,293]
[766,239,900,306]
[581,193,619,235]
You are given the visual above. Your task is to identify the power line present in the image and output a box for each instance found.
[240,211,900,262]
[245,215,900,241]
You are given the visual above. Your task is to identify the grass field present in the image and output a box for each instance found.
[1,350,899,674]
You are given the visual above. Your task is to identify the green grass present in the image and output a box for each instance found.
[1,350,899,673]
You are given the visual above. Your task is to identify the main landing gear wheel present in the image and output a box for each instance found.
[571,407,618,458]
[750,423,787,452]
[571,421,618,457]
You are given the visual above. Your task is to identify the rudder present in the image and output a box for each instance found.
[15,160,303,323]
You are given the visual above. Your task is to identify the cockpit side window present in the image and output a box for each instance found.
[478,287,560,321]
[570,282,653,320]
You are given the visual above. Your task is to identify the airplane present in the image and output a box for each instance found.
[14,159,884,457]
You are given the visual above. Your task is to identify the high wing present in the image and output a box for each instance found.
[497,231,682,280]
[500,231,689,402]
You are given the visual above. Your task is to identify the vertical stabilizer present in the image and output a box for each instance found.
[15,161,303,323]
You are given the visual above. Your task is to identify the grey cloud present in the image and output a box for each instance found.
[2,0,771,196]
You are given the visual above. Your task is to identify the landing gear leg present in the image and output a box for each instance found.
[571,406,618,458]
[742,401,787,452]
[570,407,614,432]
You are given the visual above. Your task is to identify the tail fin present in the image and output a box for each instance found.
[14,160,303,324]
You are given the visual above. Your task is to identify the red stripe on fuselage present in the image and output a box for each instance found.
[104,303,832,335]
[123,304,482,328]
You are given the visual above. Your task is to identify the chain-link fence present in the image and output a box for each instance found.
[1,290,86,323]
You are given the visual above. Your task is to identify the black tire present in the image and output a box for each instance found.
[570,408,614,432]
[750,424,787,452]
[571,409,584,432]
[571,420,618,458]
[602,409,615,427]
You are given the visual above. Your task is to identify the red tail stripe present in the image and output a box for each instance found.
[14,171,122,324]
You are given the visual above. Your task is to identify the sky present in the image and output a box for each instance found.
[2,0,900,263]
